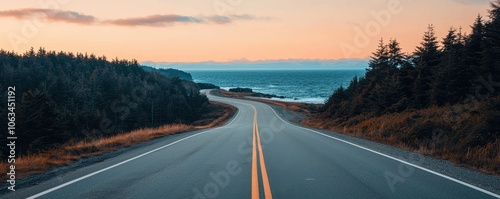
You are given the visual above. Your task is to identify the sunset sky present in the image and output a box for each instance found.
[0,0,493,62]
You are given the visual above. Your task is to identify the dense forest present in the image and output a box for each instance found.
[313,1,500,172]
[323,2,499,119]
[0,49,208,157]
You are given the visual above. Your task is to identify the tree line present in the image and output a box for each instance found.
[321,1,500,120]
[0,48,208,156]
[140,65,193,80]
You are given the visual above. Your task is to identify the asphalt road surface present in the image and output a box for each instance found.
[3,91,500,199]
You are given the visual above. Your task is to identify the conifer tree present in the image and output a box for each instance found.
[466,15,485,75]
[413,24,442,108]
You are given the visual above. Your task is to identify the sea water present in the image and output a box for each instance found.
[189,70,366,104]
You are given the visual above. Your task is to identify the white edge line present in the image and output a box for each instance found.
[27,109,241,199]
[264,104,500,199]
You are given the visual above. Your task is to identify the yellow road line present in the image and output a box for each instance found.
[252,109,259,199]
[255,117,273,199]
[251,106,273,199]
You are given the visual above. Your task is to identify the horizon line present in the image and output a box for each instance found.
[141,58,370,65]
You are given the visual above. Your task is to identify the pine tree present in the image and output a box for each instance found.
[388,39,406,69]
[381,39,406,112]
[413,24,442,108]
[367,38,390,81]
[414,25,441,67]
[431,28,462,105]
[466,15,485,76]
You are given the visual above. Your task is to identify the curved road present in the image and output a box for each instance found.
[3,91,500,199]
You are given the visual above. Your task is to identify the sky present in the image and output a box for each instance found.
[0,0,494,63]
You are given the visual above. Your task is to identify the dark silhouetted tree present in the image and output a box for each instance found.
[413,24,442,108]
[466,15,486,75]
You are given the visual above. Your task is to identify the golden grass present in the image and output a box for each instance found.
[0,102,237,181]
[0,124,192,180]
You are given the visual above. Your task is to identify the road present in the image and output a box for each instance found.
[3,91,500,199]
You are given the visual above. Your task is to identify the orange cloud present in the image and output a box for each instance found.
[0,8,268,27]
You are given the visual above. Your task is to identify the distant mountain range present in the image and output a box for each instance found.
[141,59,369,71]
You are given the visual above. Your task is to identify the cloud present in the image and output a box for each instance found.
[0,8,271,27]
[104,14,203,27]
[207,15,232,24]
[230,14,272,20]
[0,8,96,24]
[105,14,266,27]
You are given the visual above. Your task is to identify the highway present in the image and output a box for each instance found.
[3,91,500,199]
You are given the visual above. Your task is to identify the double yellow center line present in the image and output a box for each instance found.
[251,105,273,199]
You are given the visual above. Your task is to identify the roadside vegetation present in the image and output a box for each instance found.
[307,2,500,175]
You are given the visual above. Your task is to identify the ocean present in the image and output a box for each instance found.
[189,70,366,104]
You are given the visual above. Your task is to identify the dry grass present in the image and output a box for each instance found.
[303,97,500,175]
[0,124,192,180]
[0,102,236,181]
